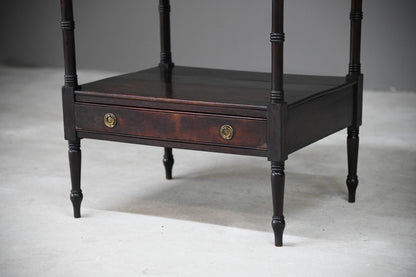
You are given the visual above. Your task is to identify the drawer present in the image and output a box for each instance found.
[75,103,267,150]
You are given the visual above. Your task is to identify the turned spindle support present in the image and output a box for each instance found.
[348,0,363,80]
[159,0,174,70]
[69,140,83,218]
[347,127,359,202]
[346,0,363,202]
[163,147,174,180]
[60,0,83,217]
[60,0,78,89]
[159,0,175,179]
[271,162,286,246]
[269,0,288,247]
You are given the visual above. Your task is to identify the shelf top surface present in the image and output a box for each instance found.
[76,66,351,110]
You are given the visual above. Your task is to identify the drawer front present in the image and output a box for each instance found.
[75,104,267,150]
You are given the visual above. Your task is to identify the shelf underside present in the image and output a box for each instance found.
[76,66,355,116]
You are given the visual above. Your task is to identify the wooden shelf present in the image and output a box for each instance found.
[74,66,357,155]
[75,66,356,117]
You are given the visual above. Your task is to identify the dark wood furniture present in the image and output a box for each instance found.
[60,0,363,246]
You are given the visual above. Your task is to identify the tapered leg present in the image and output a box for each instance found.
[271,161,286,247]
[69,140,83,218]
[346,126,359,203]
[163,147,174,180]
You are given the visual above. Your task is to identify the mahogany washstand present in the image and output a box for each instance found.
[60,0,363,246]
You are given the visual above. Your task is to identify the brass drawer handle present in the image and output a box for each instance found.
[220,124,234,140]
[104,113,117,128]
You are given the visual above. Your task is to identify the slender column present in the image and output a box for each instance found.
[159,0,175,178]
[269,0,288,160]
[271,0,285,103]
[269,0,287,247]
[159,0,174,69]
[60,0,78,141]
[61,0,82,217]
[271,161,285,246]
[346,0,363,202]
[348,0,363,79]
[60,0,78,88]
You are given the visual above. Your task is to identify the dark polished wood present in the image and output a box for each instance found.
[60,0,78,88]
[77,131,268,157]
[271,0,285,103]
[68,140,82,218]
[271,161,285,247]
[348,0,363,79]
[75,103,268,150]
[60,0,78,141]
[61,0,83,218]
[60,0,363,246]
[270,0,287,247]
[75,67,353,112]
[62,86,77,141]
[163,147,174,180]
[287,83,355,153]
[347,127,359,202]
[159,0,175,179]
[346,0,363,203]
[158,0,174,70]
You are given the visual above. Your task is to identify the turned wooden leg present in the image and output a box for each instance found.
[163,147,174,180]
[271,161,286,247]
[346,126,359,203]
[69,140,83,218]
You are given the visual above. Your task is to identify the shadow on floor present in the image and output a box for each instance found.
[98,145,348,232]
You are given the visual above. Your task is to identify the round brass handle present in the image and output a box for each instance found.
[104,113,117,128]
[220,124,234,140]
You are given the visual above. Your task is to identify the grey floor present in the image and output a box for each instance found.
[0,66,415,277]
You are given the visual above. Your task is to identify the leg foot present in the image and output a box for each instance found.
[271,161,286,247]
[272,216,286,247]
[163,147,174,180]
[70,190,83,218]
[69,140,83,218]
[346,127,359,203]
[346,177,358,203]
